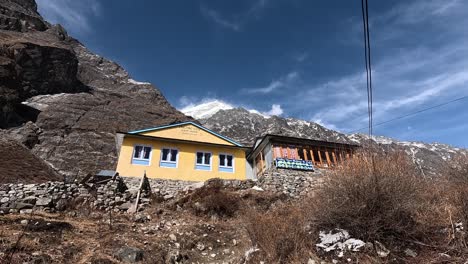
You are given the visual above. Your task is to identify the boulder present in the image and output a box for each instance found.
[36,198,52,207]
[22,196,37,204]
[115,247,144,263]
[14,202,34,210]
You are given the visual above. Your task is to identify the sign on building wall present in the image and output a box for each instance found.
[275,158,314,171]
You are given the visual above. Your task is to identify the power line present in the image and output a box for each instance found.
[348,95,468,134]
[361,0,373,138]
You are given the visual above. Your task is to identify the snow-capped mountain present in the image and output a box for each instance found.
[180,100,269,119]
[199,107,467,176]
[200,108,355,146]
[180,100,234,119]
[348,134,467,177]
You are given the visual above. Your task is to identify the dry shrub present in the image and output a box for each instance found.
[177,179,240,218]
[443,155,468,255]
[244,204,313,263]
[446,155,468,227]
[311,151,432,244]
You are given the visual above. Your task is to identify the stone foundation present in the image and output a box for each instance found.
[0,169,324,214]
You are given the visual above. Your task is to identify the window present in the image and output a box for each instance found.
[160,148,178,168]
[219,154,234,173]
[132,145,152,165]
[195,151,212,170]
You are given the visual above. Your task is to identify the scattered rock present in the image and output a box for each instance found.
[163,194,174,201]
[20,219,29,225]
[196,242,205,251]
[169,234,177,242]
[374,241,390,258]
[116,247,144,263]
[404,248,417,258]
[134,214,150,223]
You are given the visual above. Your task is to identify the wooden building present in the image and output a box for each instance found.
[247,134,359,178]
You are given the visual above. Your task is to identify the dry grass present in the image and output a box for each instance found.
[175,179,240,218]
[243,203,313,263]
[310,151,436,245]
[446,155,468,228]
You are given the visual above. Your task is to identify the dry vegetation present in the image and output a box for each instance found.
[243,151,468,263]
[1,152,467,263]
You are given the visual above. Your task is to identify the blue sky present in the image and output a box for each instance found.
[36,0,468,147]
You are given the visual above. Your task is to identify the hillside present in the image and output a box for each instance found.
[197,108,467,176]
[0,0,191,180]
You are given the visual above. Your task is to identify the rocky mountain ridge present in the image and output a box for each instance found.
[198,108,467,176]
[0,0,191,180]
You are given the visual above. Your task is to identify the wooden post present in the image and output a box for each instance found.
[303,148,308,161]
[129,171,146,214]
[332,151,337,164]
[260,152,265,173]
[325,151,332,167]
[318,149,323,167]
[310,149,316,165]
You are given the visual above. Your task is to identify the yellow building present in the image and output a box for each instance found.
[115,122,253,181]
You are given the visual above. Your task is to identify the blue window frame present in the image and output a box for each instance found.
[160,148,178,168]
[132,145,152,166]
[219,153,234,173]
[195,151,212,171]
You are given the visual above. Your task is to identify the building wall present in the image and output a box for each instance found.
[263,143,273,170]
[139,124,235,146]
[116,136,246,181]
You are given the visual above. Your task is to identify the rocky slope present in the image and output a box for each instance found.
[0,0,191,180]
[199,108,467,176]
[200,108,355,146]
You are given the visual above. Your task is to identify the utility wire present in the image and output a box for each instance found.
[348,95,468,134]
[361,0,373,138]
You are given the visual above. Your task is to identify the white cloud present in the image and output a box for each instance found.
[200,0,269,31]
[200,6,241,31]
[36,0,100,35]
[294,52,309,62]
[286,0,468,133]
[243,71,299,94]
[264,104,283,116]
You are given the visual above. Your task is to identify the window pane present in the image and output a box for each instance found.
[162,149,169,161]
[134,146,143,158]
[196,152,203,164]
[227,155,233,167]
[219,154,226,166]
[143,147,151,159]
[170,149,178,162]
[204,153,211,165]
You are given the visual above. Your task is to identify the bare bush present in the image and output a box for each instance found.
[244,204,313,263]
[446,155,468,228]
[310,151,432,244]
[176,179,240,218]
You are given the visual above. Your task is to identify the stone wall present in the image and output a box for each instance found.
[0,169,324,215]
[257,168,324,197]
